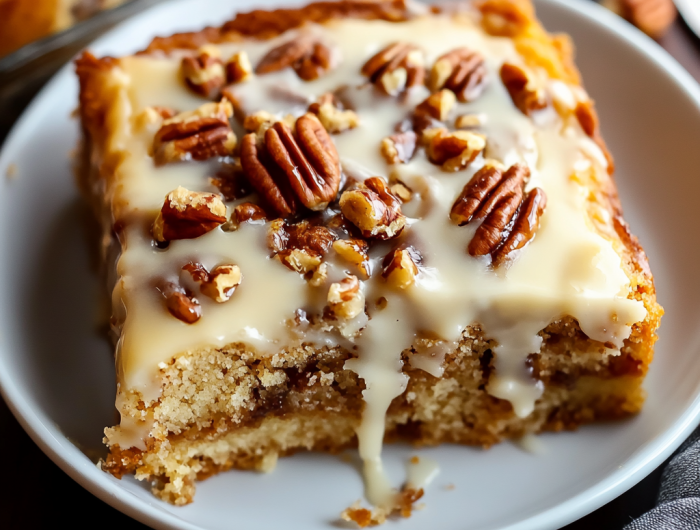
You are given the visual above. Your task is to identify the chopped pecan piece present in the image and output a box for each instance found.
[390,182,413,203]
[424,128,486,172]
[183,262,242,303]
[455,113,485,129]
[233,202,267,225]
[415,89,456,121]
[382,247,421,289]
[380,131,417,164]
[500,63,547,116]
[267,219,336,255]
[451,163,547,263]
[156,280,201,324]
[153,100,236,165]
[308,93,359,134]
[361,42,425,96]
[333,238,370,279]
[276,248,323,274]
[182,47,226,98]
[240,113,341,216]
[492,187,547,265]
[256,37,334,81]
[429,48,488,102]
[327,275,365,319]
[210,160,253,201]
[339,177,406,240]
[153,187,227,243]
[226,51,253,83]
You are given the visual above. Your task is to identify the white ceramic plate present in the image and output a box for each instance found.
[1,0,700,528]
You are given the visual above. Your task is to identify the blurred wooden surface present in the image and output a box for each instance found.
[1,8,699,530]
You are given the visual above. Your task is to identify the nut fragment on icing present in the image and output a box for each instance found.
[153,100,236,165]
[182,47,226,98]
[153,187,227,243]
[327,275,365,319]
[424,128,486,171]
[361,42,425,95]
[339,177,406,240]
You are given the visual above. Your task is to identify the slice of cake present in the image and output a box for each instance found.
[0,0,126,57]
[75,0,662,518]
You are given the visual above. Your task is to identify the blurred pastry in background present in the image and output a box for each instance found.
[0,0,126,57]
[602,0,677,39]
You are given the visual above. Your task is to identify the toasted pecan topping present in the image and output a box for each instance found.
[500,63,547,116]
[492,187,547,265]
[424,128,486,172]
[415,89,456,121]
[382,247,421,289]
[240,113,341,217]
[308,93,360,134]
[361,42,425,95]
[429,48,489,102]
[267,219,337,256]
[333,238,370,279]
[156,280,201,324]
[153,187,227,243]
[182,48,226,98]
[339,177,406,240]
[226,51,253,83]
[153,100,236,165]
[327,275,365,319]
[233,202,267,225]
[451,163,547,263]
[454,113,485,129]
[256,37,334,81]
[210,161,253,201]
[276,248,323,273]
[183,262,242,303]
[380,131,417,164]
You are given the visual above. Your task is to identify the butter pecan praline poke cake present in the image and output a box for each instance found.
[74,0,662,521]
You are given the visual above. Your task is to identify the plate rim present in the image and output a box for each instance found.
[1,0,700,528]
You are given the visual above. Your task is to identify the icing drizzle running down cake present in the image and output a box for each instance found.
[75,0,662,520]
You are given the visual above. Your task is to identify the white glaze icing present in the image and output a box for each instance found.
[95,14,647,505]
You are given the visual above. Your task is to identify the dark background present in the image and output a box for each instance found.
[1,3,699,529]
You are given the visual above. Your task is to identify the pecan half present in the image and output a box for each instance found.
[339,177,406,240]
[415,89,456,121]
[256,37,334,81]
[492,187,547,265]
[183,262,242,303]
[156,280,201,324]
[153,187,227,243]
[361,42,425,96]
[308,93,359,134]
[240,113,341,216]
[451,163,547,262]
[327,275,365,319]
[226,51,253,83]
[500,63,547,116]
[424,128,486,172]
[153,100,236,165]
[182,48,226,98]
[429,48,488,102]
[380,131,417,164]
[382,246,421,289]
